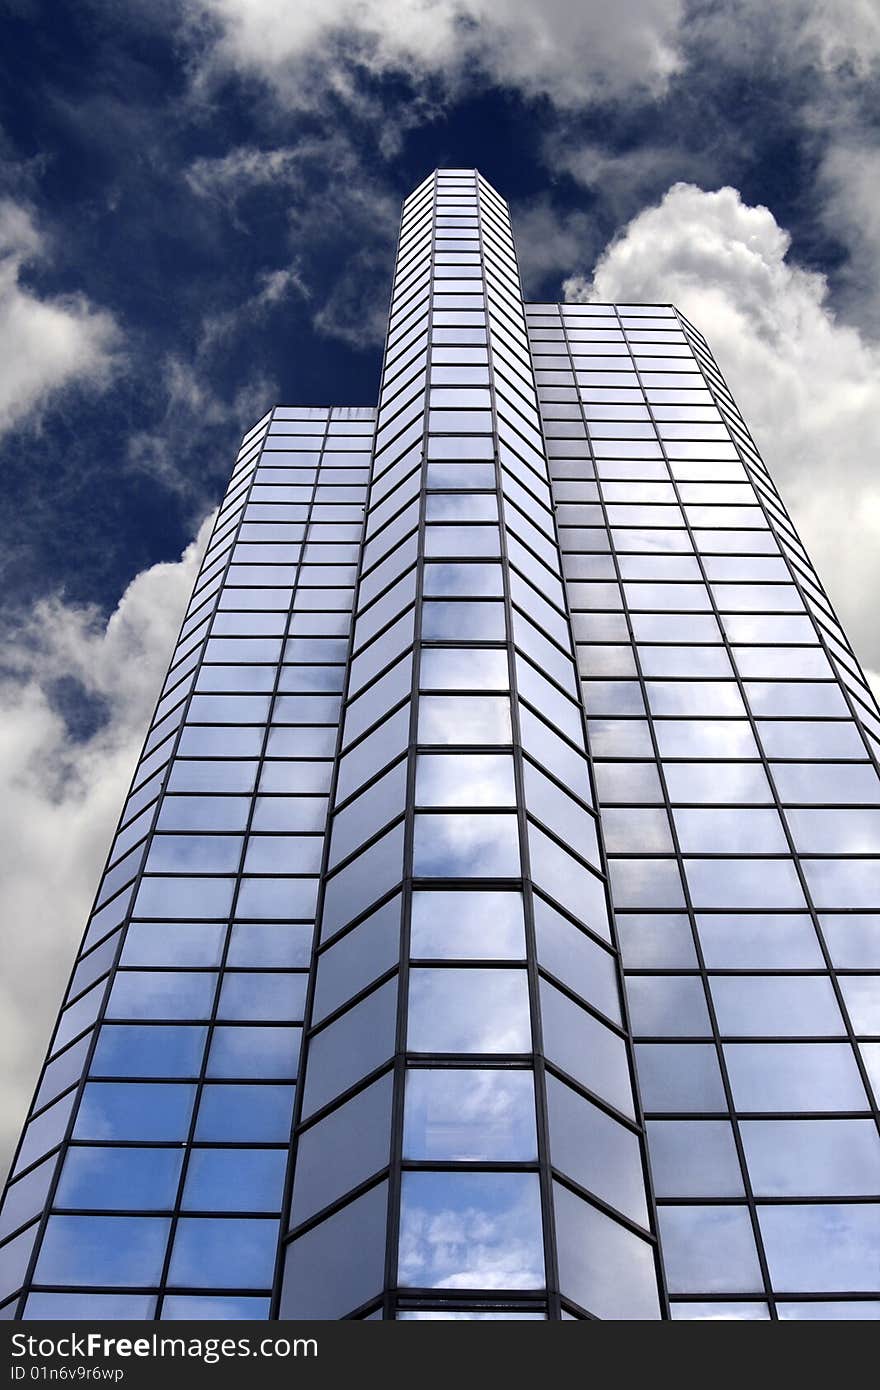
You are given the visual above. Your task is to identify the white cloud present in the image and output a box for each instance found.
[563,181,880,677]
[0,198,121,437]
[814,141,880,334]
[0,519,213,1180]
[186,136,399,351]
[509,199,597,298]
[186,0,685,109]
[126,354,274,500]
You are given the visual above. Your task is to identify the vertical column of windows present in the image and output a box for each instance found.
[1,408,372,1320]
[476,183,663,1322]
[277,178,435,1320]
[0,413,272,1318]
[395,171,547,1320]
[528,300,880,1320]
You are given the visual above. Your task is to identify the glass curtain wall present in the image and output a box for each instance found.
[277,172,662,1320]
[0,407,374,1320]
[3,168,877,1323]
[526,300,880,1320]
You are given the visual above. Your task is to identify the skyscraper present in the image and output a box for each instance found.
[1,169,878,1322]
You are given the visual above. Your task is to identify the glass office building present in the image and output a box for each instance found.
[1,170,878,1322]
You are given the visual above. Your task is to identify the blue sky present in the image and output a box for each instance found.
[2,0,880,1168]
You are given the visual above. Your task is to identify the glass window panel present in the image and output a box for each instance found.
[331,760,407,867]
[422,600,506,640]
[280,1182,388,1320]
[227,921,313,967]
[74,1083,195,1142]
[337,706,409,803]
[594,763,664,804]
[684,859,806,910]
[314,896,401,1020]
[758,1205,880,1293]
[635,1043,727,1112]
[519,709,592,803]
[648,1121,743,1197]
[408,967,530,1052]
[746,681,849,717]
[616,914,698,969]
[419,647,509,691]
[772,763,880,805]
[840,976,880,1034]
[628,976,711,1036]
[658,1207,763,1294]
[35,1216,170,1286]
[217,971,307,1022]
[523,764,597,863]
[235,876,319,920]
[802,858,880,910]
[741,1119,880,1196]
[541,979,633,1117]
[654,721,758,759]
[529,824,609,937]
[664,762,772,806]
[106,971,216,1020]
[194,1084,294,1142]
[553,1182,660,1320]
[0,1224,38,1291]
[601,807,673,854]
[291,1073,393,1226]
[418,695,511,745]
[416,753,515,807]
[251,796,327,833]
[91,1024,206,1077]
[206,1024,301,1079]
[322,823,405,937]
[302,979,398,1119]
[410,890,526,959]
[182,1149,287,1212]
[0,1158,54,1243]
[547,1075,647,1225]
[398,1172,544,1291]
[638,646,732,678]
[670,1302,770,1321]
[673,808,788,854]
[775,1301,880,1320]
[724,1043,868,1112]
[54,1147,183,1212]
[23,1293,157,1320]
[697,914,823,968]
[403,1068,537,1160]
[609,858,687,910]
[757,721,867,760]
[157,796,252,831]
[821,914,880,968]
[423,562,504,597]
[413,812,520,877]
[534,896,620,1022]
[646,682,744,717]
[161,1295,270,1320]
[168,1218,277,1288]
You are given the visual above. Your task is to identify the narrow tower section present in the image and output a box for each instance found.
[278,171,662,1320]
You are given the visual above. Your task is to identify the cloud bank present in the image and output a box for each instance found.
[564,181,880,676]
[0,199,121,437]
[0,519,212,1177]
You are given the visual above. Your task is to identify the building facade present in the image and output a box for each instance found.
[1,170,878,1321]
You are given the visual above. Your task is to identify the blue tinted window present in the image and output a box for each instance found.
[182,1150,287,1212]
[36,1216,170,1286]
[195,1085,295,1142]
[168,1218,278,1288]
[56,1148,183,1210]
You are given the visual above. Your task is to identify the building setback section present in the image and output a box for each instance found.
[1,170,878,1321]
